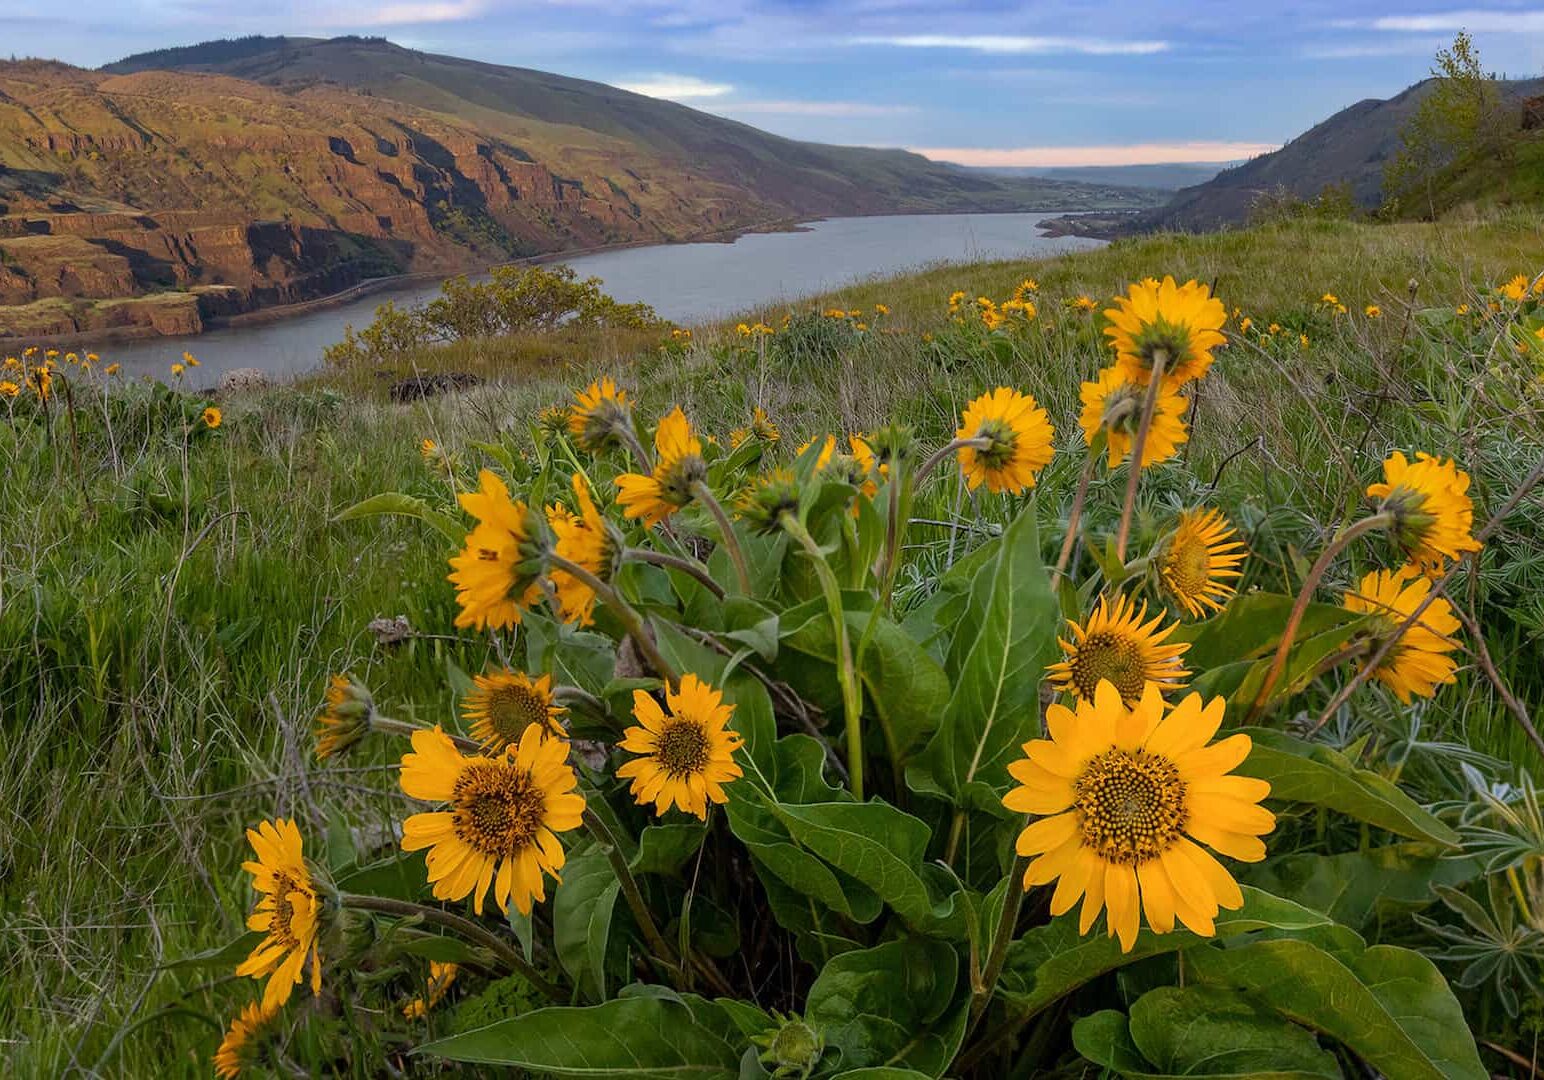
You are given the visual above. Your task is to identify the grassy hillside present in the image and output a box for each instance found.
[1134,76,1544,230]
[104,36,1156,219]
[3,213,1542,1075]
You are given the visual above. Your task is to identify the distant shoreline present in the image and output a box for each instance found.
[2,206,1119,347]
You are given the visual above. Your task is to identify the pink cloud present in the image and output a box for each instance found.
[911,141,1278,167]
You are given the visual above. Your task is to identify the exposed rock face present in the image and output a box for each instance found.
[0,62,671,338]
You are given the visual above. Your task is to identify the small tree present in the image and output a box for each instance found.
[1383,31,1511,217]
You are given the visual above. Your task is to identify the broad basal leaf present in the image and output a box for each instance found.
[1242,844,1481,929]
[332,491,464,544]
[1238,728,1459,845]
[553,845,621,1001]
[907,509,1056,813]
[417,987,744,1078]
[804,938,965,1077]
[997,887,1331,1016]
[1072,1003,1341,1080]
[1188,935,1486,1080]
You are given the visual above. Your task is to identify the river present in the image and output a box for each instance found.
[103,212,1104,386]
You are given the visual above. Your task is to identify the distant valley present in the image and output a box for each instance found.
[0,35,1160,341]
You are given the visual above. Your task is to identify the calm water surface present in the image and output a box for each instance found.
[105,212,1103,386]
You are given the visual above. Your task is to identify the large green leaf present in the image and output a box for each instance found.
[1188,935,1486,1080]
[996,887,1331,1016]
[725,737,882,926]
[332,491,464,544]
[1238,729,1459,845]
[417,987,744,1077]
[1130,985,1341,1076]
[780,599,951,761]
[907,509,1057,813]
[1242,844,1481,929]
[804,938,965,1076]
[336,851,427,901]
[1173,594,1360,669]
[773,799,965,936]
[1072,1000,1341,1080]
[553,846,620,1001]
[631,822,708,876]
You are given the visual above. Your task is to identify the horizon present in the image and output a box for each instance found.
[3,3,1542,168]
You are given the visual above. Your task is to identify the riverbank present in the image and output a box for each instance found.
[95,212,1107,385]
[0,213,812,349]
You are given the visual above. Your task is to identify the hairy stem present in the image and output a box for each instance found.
[338,893,565,1000]
[548,553,679,686]
[623,547,725,599]
[690,480,752,594]
[1113,351,1167,561]
[782,514,866,800]
[1248,511,1393,719]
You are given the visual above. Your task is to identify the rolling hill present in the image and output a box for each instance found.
[1133,75,1544,231]
[0,36,1156,340]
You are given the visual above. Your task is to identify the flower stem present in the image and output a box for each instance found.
[619,425,654,472]
[914,436,989,490]
[970,845,1028,1029]
[1053,448,1099,585]
[1248,511,1394,720]
[690,480,752,594]
[1113,351,1168,562]
[338,893,565,1000]
[623,547,725,599]
[548,553,680,687]
[580,808,687,986]
[371,715,481,753]
[782,514,866,801]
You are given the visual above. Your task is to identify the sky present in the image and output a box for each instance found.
[3,2,1544,166]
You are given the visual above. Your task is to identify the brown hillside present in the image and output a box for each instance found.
[1,40,1154,340]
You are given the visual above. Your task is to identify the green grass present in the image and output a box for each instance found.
[3,213,1542,1075]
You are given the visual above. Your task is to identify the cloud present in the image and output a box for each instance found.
[312,0,486,26]
[1368,10,1544,32]
[850,34,1170,56]
[913,141,1278,167]
[614,74,734,99]
[1301,37,1448,59]
[709,100,918,116]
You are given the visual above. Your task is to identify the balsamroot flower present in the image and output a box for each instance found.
[1078,366,1188,468]
[1103,276,1227,385]
[1342,566,1462,703]
[447,470,547,631]
[203,406,223,429]
[402,961,459,1019]
[1004,681,1274,952]
[1366,451,1481,574]
[547,473,619,626]
[955,387,1055,494]
[314,673,375,760]
[1159,508,1248,618]
[463,669,567,749]
[236,818,324,1009]
[737,470,801,535]
[618,674,744,819]
[616,407,708,527]
[399,724,585,916]
[213,998,280,1078]
[567,377,632,451]
[1048,593,1190,704]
